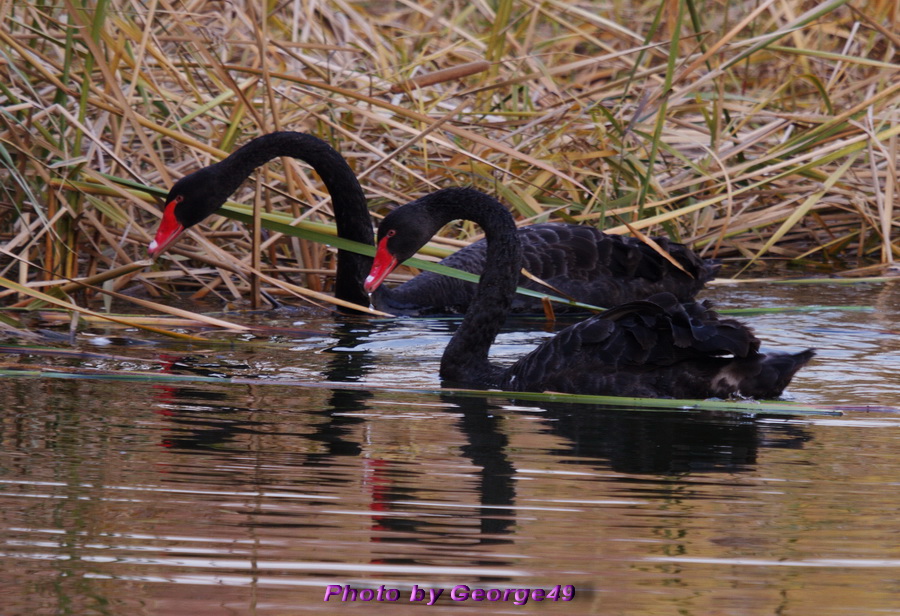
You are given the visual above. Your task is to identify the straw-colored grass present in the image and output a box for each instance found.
[0,0,897,325]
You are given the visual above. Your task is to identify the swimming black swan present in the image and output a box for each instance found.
[149,131,717,314]
[364,187,814,399]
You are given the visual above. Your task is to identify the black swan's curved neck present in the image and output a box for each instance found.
[444,199,521,384]
[382,189,523,384]
[203,132,373,307]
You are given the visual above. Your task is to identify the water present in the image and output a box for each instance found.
[1,281,898,615]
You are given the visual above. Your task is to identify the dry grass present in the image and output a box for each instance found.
[0,0,898,324]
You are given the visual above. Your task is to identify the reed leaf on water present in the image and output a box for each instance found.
[0,366,845,417]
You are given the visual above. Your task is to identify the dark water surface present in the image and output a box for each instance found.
[1,281,898,615]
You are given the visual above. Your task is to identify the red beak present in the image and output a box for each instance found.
[364,235,399,293]
[148,198,185,258]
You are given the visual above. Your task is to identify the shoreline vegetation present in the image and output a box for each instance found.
[1,0,898,328]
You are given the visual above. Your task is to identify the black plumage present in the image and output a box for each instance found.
[375,222,717,314]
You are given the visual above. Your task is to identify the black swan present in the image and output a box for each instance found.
[363,187,814,399]
[148,131,717,314]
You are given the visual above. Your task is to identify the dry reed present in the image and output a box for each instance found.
[0,0,897,326]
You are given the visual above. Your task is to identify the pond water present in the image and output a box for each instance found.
[1,281,898,615]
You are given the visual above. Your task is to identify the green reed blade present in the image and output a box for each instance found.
[0,367,844,416]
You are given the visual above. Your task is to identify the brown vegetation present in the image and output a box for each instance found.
[0,0,897,322]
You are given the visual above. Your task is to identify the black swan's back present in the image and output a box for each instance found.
[372,221,718,315]
[498,292,814,399]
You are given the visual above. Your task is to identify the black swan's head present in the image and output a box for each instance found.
[149,166,224,258]
[363,200,437,293]
[364,187,511,293]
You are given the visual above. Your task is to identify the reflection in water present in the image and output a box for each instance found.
[511,399,812,475]
[1,282,899,614]
[444,396,518,543]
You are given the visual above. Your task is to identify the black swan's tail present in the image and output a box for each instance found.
[718,349,816,400]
